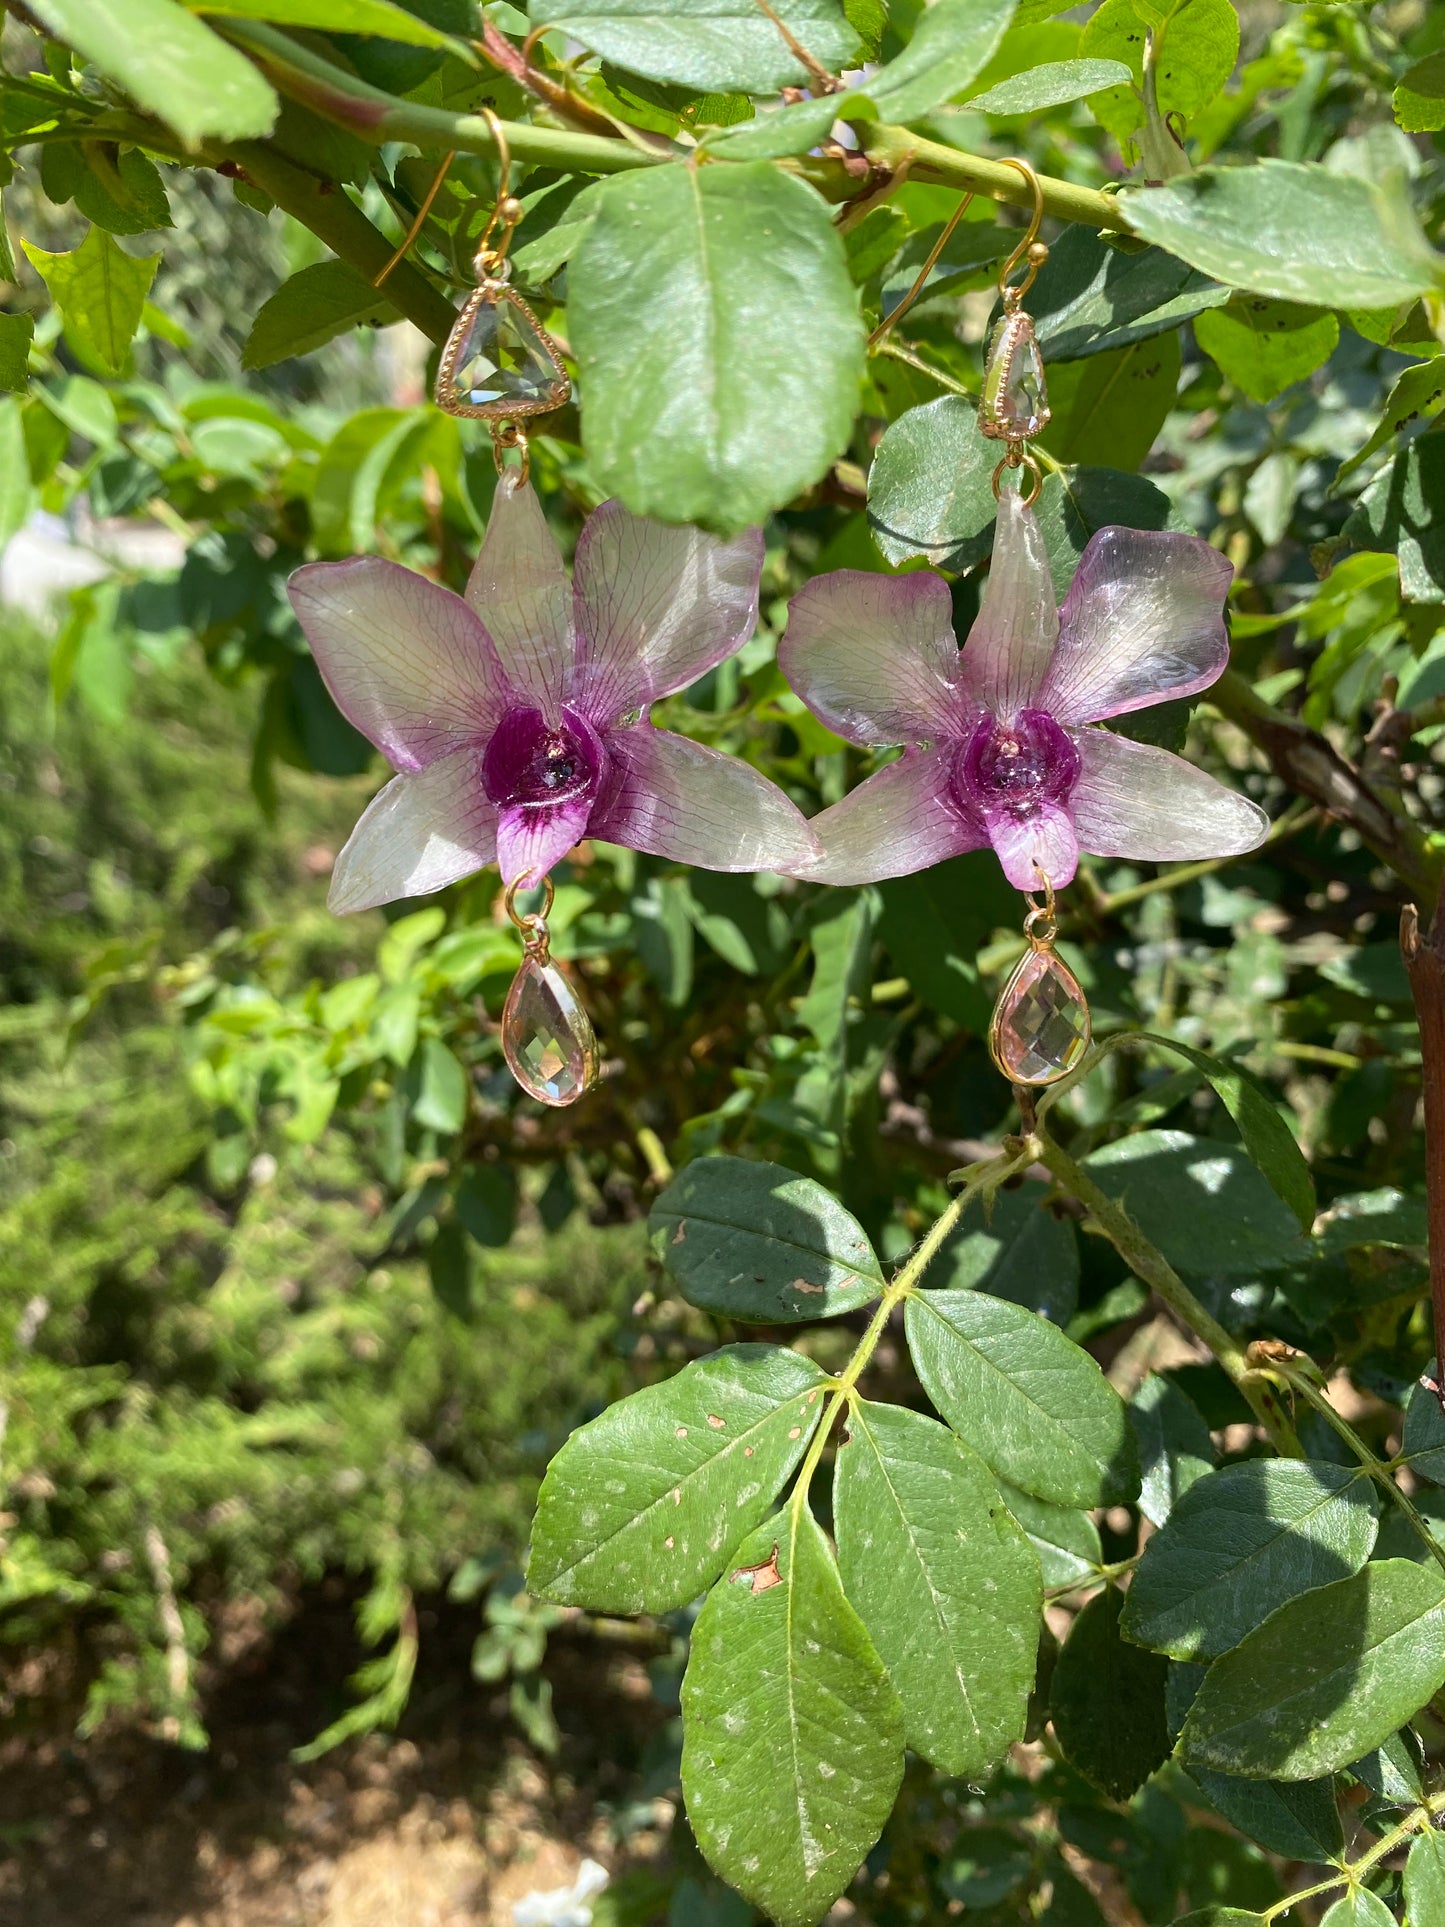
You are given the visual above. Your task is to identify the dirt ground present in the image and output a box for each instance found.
[0,1583,672,1927]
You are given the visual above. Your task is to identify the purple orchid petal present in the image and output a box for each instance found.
[328,749,497,913]
[985,801,1079,893]
[779,570,970,748]
[957,492,1059,722]
[590,724,820,873]
[496,792,595,886]
[799,747,985,886]
[464,472,574,719]
[571,502,764,725]
[1069,727,1269,861]
[290,559,511,773]
[1040,528,1233,725]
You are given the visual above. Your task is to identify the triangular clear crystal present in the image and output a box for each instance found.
[501,955,598,1106]
[435,286,568,420]
[980,311,1050,441]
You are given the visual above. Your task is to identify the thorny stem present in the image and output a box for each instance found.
[790,1144,1034,1514]
[1031,1128,1303,1455]
[1260,1792,1445,1920]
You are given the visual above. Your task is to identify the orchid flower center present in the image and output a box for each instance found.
[954,708,1081,822]
[481,704,604,811]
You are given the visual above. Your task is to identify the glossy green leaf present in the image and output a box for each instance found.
[936,1178,1080,1324]
[850,0,1019,123]
[1051,1587,1170,1799]
[834,1400,1041,1775]
[1195,295,1338,404]
[1082,0,1238,142]
[968,56,1129,113]
[74,148,173,237]
[1029,225,1228,361]
[531,0,860,92]
[1405,1828,1445,1926]
[906,1287,1137,1507]
[1350,1727,1426,1808]
[1395,51,1445,132]
[1121,160,1445,310]
[996,1478,1101,1587]
[1040,330,1181,471]
[190,0,465,45]
[701,95,840,161]
[1346,437,1445,605]
[22,228,160,375]
[1320,1893,1396,1927]
[529,1345,825,1612]
[867,395,998,570]
[0,312,32,394]
[1336,359,1445,488]
[1122,1459,1379,1660]
[877,849,1019,1028]
[0,399,33,550]
[1172,1915,1266,1927]
[569,163,864,533]
[1081,1130,1310,1277]
[650,1155,885,1322]
[1130,1372,1214,1528]
[1400,1372,1445,1486]
[242,260,394,370]
[1186,1764,1344,1866]
[1180,1560,1445,1780]
[681,1509,904,1927]
[29,0,278,145]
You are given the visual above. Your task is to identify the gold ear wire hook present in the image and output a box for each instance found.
[996,157,1048,308]
[474,107,522,279]
[374,148,457,287]
[866,190,975,351]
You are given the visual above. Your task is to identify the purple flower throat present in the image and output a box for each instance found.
[481,703,606,812]
[953,708,1080,826]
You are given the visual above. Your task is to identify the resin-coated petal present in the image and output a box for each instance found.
[986,800,1079,892]
[958,493,1060,723]
[800,746,985,886]
[990,946,1091,1086]
[465,472,575,719]
[495,790,595,887]
[502,955,598,1106]
[328,749,497,914]
[1041,527,1232,725]
[590,724,820,874]
[290,560,512,772]
[779,569,969,747]
[435,286,568,419]
[1069,727,1269,861]
[571,503,764,725]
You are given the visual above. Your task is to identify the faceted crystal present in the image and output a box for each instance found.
[989,946,1090,1085]
[979,312,1050,441]
[501,955,599,1105]
[436,287,568,418]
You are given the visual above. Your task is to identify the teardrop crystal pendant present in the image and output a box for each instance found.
[502,954,599,1106]
[979,310,1050,442]
[435,284,569,421]
[989,945,1091,1087]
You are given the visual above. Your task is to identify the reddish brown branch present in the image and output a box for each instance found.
[1402,898,1445,1411]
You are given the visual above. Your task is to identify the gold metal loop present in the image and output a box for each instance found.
[1024,867,1057,940]
[491,420,531,482]
[996,158,1047,308]
[473,107,521,277]
[374,148,457,288]
[991,444,1043,508]
[503,869,553,956]
[866,190,975,351]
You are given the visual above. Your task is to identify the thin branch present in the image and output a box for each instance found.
[1402,894,1445,1409]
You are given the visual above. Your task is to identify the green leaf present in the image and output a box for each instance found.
[1346,437,1445,605]
[1130,1372,1214,1528]
[680,1509,904,1927]
[1121,160,1445,310]
[996,1477,1101,1587]
[453,1165,516,1248]
[701,95,839,161]
[531,0,860,92]
[936,1178,1080,1324]
[967,56,1130,113]
[1040,330,1182,471]
[1195,295,1338,404]
[28,0,278,145]
[905,1287,1137,1507]
[242,259,394,369]
[22,228,160,375]
[569,163,864,534]
[1134,1033,1316,1231]
[850,0,1019,123]
[1030,227,1228,361]
[650,1155,885,1322]
[0,312,33,394]
[1121,1460,1380,1660]
[0,399,33,549]
[1081,1130,1309,1277]
[1400,1373,1445,1486]
[1405,1829,1445,1925]
[74,147,173,236]
[1082,0,1238,143]
[1336,359,1445,489]
[1395,51,1445,131]
[1051,1586,1171,1799]
[1350,1727,1426,1808]
[1171,1915,1266,1927]
[878,849,1019,1028]
[410,1036,467,1133]
[1320,1893,1396,1927]
[834,1399,1041,1775]
[867,395,998,570]
[529,1344,826,1612]
[1180,1560,1445,1780]
[1185,1764,1344,1865]
[190,0,466,46]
